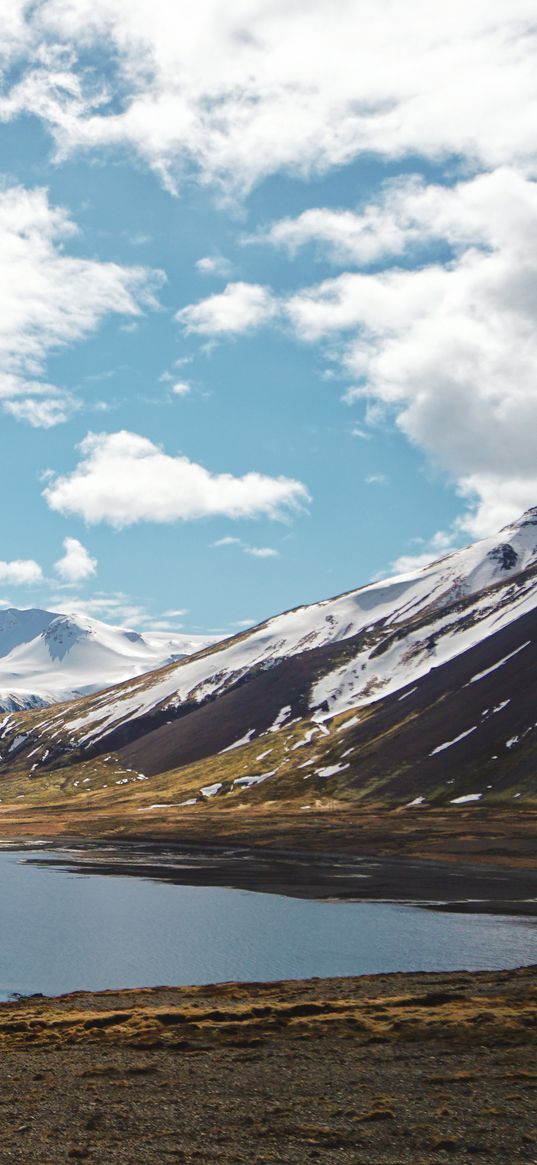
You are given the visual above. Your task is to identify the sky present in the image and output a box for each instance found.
[0,1,536,637]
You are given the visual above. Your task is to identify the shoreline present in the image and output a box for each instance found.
[10,835,537,917]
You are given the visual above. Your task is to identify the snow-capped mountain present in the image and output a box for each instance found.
[1,508,537,809]
[0,608,214,711]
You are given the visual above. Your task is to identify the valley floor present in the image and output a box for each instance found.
[0,966,536,1164]
[1,802,537,860]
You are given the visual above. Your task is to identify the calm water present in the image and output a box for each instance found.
[0,849,535,1000]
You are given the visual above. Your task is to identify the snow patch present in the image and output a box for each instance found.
[398,687,418,701]
[200,782,223,798]
[232,771,276,789]
[219,730,255,753]
[336,715,360,732]
[267,705,292,732]
[315,762,350,778]
[430,727,477,756]
[450,793,482,804]
[469,641,531,684]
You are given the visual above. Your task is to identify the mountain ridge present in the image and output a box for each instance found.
[0,509,536,822]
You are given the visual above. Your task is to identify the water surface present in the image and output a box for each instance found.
[0,850,535,1000]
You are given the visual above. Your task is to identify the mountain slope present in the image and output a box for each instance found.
[0,509,536,813]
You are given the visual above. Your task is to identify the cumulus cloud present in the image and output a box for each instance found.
[0,558,43,584]
[196,255,232,277]
[43,430,310,527]
[276,169,537,535]
[0,185,161,425]
[3,3,537,194]
[54,536,97,583]
[259,168,537,267]
[176,282,277,336]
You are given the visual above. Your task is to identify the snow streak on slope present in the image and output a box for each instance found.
[0,609,215,711]
[11,508,537,755]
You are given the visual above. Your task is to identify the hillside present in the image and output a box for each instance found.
[0,509,536,838]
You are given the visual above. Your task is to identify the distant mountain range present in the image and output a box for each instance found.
[1,509,537,811]
[0,608,214,711]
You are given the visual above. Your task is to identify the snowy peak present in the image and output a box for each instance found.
[0,608,216,711]
[0,608,61,659]
[42,615,92,661]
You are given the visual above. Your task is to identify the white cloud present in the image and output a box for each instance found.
[171,381,191,396]
[244,546,279,558]
[212,535,279,557]
[46,590,150,627]
[3,3,537,195]
[54,536,97,583]
[259,168,537,267]
[455,476,537,540]
[3,396,78,427]
[43,430,310,527]
[0,185,161,425]
[0,558,43,585]
[176,282,277,336]
[391,531,455,575]
[252,203,412,266]
[196,255,232,277]
[365,473,388,486]
[279,169,537,535]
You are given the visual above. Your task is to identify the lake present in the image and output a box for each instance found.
[0,849,535,1001]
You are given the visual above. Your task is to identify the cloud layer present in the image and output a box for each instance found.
[43,430,309,527]
[2,3,537,194]
[2,2,537,552]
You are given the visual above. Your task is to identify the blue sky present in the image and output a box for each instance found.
[0,2,536,636]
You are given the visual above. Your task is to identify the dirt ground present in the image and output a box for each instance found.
[0,965,536,1164]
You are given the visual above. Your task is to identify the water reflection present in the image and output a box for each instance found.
[0,850,535,1000]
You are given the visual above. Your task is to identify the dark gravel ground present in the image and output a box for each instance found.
[0,965,536,1164]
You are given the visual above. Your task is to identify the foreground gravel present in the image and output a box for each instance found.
[0,965,536,1163]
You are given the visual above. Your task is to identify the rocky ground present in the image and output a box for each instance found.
[0,966,536,1164]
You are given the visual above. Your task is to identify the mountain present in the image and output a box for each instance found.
[1,509,537,813]
[0,608,214,712]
